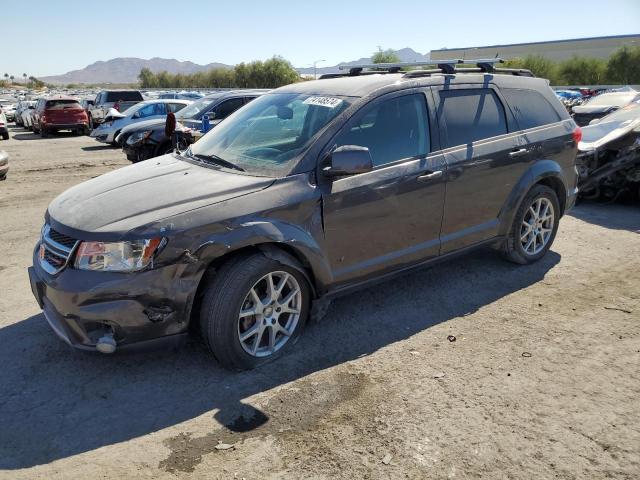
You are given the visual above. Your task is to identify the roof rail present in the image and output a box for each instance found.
[321,58,534,79]
[339,59,464,75]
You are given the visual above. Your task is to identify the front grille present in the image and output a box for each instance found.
[48,228,77,249]
[39,224,79,275]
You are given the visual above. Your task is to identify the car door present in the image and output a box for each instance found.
[432,85,525,253]
[209,97,245,125]
[321,90,447,286]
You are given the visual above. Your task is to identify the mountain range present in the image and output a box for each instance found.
[40,48,429,84]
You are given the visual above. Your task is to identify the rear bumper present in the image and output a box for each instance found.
[44,122,87,131]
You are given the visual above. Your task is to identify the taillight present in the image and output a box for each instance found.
[113,102,120,112]
[572,126,582,144]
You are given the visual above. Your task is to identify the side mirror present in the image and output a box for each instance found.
[323,145,373,177]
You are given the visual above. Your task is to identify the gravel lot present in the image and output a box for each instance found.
[0,125,639,479]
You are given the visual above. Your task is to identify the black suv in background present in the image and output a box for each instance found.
[118,90,269,161]
[29,60,580,369]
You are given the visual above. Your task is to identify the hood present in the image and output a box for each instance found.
[119,117,166,135]
[47,154,275,236]
[572,104,618,115]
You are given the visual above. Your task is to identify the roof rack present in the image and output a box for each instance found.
[320,58,534,79]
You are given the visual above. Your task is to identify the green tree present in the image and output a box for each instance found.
[371,47,401,64]
[606,46,640,84]
[9,75,14,83]
[558,56,607,85]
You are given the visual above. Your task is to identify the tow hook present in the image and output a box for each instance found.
[96,332,117,354]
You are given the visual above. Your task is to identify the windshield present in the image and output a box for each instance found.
[190,93,351,176]
[176,96,221,120]
[585,92,638,107]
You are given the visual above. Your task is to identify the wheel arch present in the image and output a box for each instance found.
[498,160,569,236]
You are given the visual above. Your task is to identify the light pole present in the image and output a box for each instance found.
[313,59,326,80]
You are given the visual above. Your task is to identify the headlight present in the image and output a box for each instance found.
[127,130,153,145]
[74,238,165,272]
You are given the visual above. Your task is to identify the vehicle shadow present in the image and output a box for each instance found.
[570,201,640,232]
[81,144,118,151]
[0,249,560,469]
[9,131,80,141]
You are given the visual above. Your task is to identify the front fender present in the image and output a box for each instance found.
[192,219,333,293]
[497,159,568,236]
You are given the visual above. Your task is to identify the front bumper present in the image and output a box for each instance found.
[29,246,196,352]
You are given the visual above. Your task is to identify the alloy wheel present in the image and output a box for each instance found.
[520,197,554,255]
[237,271,302,357]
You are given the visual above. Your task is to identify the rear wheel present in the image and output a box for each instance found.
[502,184,560,264]
[40,125,48,138]
[199,253,310,370]
[1,132,8,140]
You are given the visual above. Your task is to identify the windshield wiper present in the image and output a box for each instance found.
[186,150,245,172]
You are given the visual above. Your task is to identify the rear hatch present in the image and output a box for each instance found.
[45,100,86,125]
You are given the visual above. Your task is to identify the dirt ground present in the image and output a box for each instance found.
[0,125,639,480]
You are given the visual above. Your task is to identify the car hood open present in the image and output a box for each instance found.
[47,154,275,236]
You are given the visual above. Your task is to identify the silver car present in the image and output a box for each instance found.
[90,99,191,145]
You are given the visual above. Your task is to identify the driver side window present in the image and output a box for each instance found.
[333,93,430,167]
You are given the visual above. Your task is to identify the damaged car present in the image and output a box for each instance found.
[90,99,191,145]
[28,62,579,369]
[571,89,640,126]
[577,103,640,202]
[118,90,268,162]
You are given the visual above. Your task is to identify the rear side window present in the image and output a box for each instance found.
[438,89,507,148]
[167,102,187,113]
[502,88,561,130]
[334,93,430,167]
[106,91,143,102]
[45,100,82,110]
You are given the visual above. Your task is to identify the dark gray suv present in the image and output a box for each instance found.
[28,60,580,369]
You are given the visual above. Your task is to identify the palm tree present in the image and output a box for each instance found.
[9,75,14,84]
[23,73,27,83]
[3,73,7,81]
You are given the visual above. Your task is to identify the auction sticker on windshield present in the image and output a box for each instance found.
[303,96,343,108]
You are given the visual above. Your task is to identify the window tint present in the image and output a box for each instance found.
[106,91,144,102]
[167,102,187,113]
[334,94,430,167]
[212,98,245,119]
[45,100,82,110]
[502,88,561,130]
[439,89,507,148]
[136,103,165,117]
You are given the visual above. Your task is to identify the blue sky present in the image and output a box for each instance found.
[2,0,639,77]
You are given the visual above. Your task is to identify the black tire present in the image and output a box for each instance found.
[40,125,48,138]
[199,253,310,370]
[1,132,8,140]
[502,184,560,264]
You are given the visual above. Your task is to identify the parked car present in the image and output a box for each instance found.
[1,103,16,122]
[22,104,38,130]
[118,90,267,161]
[0,150,8,180]
[29,65,579,369]
[0,110,8,140]
[88,90,144,128]
[577,102,640,202]
[572,90,640,126]
[32,96,89,137]
[90,99,191,145]
[17,100,36,128]
[159,91,205,100]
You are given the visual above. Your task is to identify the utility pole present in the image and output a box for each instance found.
[313,59,326,80]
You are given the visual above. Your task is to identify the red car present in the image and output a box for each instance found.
[32,96,89,137]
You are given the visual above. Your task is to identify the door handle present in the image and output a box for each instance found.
[417,170,443,182]
[509,148,529,158]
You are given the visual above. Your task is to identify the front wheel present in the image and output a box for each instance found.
[502,184,560,264]
[199,253,310,370]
